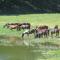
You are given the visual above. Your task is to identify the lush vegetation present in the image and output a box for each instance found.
[0,0,60,14]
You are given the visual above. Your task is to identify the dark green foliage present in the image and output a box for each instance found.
[0,0,60,14]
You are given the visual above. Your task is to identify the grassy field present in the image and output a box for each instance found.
[0,13,60,60]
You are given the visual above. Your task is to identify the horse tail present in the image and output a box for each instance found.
[47,29,49,36]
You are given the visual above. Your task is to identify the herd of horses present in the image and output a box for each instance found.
[3,23,60,38]
[3,23,31,30]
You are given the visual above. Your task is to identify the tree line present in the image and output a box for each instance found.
[0,0,60,14]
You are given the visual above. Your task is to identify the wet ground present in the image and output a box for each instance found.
[0,35,60,60]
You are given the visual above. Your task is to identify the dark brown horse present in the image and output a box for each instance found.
[35,25,49,38]
[37,25,48,30]
[50,25,59,37]
[18,23,31,30]
[35,28,49,38]
[50,28,59,37]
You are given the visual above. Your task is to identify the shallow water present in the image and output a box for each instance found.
[0,46,47,60]
[0,35,60,60]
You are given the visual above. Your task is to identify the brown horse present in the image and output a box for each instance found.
[37,25,48,30]
[3,23,20,30]
[19,23,31,29]
[35,28,49,38]
[35,25,49,38]
[3,23,31,30]
[50,28,59,37]
[50,25,59,37]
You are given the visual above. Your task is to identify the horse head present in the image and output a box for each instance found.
[3,23,9,28]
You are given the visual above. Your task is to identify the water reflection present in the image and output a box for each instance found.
[0,46,47,60]
[0,35,60,60]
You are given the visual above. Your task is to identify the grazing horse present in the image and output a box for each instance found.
[3,23,9,28]
[22,29,36,38]
[35,28,49,38]
[50,25,59,37]
[38,25,48,30]
[3,23,20,30]
[35,29,43,38]
[35,25,49,38]
[50,28,59,37]
[19,23,31,30]
[4,23,31,30]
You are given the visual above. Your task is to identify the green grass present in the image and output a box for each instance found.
[0,13,60,36]
[0,14,60,26]
[0,13,60,60]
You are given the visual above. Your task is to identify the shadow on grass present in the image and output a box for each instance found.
[0,12,59,16]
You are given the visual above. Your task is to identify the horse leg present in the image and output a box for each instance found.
[16,26,20,31]
[35,33,38,38]
[47,30,49,36]
[56,31,59,37]
[51,32,53,38]
[40,33,43,38]
[44,33,47,38]
[38,33,40,38]
[43,32,45,38]
[45,32,48,38]
[22,33,24,38]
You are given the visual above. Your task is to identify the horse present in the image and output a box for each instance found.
[3,23,9,28]
[35,29,43,38]
[3,23,31,31]
[35,28,49,38]
[50,28,59,37]
[18,23,31,30]
[35,25,49,38]
[49,25,60,37]
[54,25,58,29]
[38,25,48,30]
[22,28,36,38]
[3,23,20,30]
